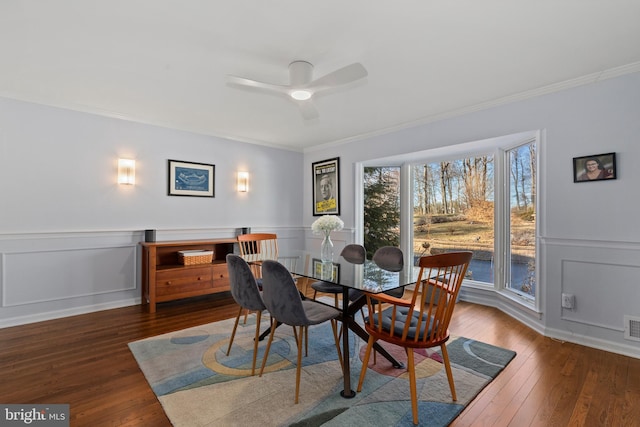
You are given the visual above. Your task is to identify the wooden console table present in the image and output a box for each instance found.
[140,238,236,313]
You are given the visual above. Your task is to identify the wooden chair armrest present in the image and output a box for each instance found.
[364,292,412,307]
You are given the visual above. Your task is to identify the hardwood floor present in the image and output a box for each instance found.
[1,293,639,426]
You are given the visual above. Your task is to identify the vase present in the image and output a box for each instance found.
[320,233,334,262]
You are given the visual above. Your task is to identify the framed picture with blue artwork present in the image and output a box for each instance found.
[168,160,215,197]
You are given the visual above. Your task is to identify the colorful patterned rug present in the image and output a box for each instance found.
[129,315,515,426]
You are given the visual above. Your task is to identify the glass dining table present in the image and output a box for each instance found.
[287,251,416,398]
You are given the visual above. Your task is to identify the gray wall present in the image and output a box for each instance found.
[305,72,640,358]
[0,98,303,232]
[0,97,304,326]
[2,72,639,359]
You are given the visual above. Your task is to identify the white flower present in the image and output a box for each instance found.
[311,215,344,235]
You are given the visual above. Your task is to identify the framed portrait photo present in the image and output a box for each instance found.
[312,259,340,282]
[168,159,215,197]
[312,157,340,216]
[573,152,616,183]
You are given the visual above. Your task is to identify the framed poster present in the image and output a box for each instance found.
[168,160,215,197]
[312,157,340,216]
[312,259,340,282]
[573,152,616,183]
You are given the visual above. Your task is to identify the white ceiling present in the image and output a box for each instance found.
[1,1,640,152]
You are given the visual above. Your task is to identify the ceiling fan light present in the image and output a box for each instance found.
[290,89,312,101]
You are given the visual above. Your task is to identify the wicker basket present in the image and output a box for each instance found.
[178,250,214,265]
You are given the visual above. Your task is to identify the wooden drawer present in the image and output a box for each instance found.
[141,238,237,312]
[156,266,213,297]
[212,264,230,290]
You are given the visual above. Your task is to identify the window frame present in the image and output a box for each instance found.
[500,138,540,311]
[356,130,541,313]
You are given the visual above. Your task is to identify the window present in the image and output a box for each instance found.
[363,166,400,259]
[359,131,539,311]
[505,142,536,300]
[412,155,496,285]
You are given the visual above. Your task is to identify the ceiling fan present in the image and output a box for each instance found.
[226,61,368,120]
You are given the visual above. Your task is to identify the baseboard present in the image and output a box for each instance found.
[460,287,639,360]
[544,326,640,360]
[0,298,140,329]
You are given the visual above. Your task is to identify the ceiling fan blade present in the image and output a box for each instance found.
[226,75,288,94]
[227,61,364,120]
[296,100,319,120]
[305,63,367,92]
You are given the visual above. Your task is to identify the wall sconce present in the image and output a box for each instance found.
[237,171,249,192]
[118,159,136,185]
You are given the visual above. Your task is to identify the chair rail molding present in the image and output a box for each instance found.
[0,227,309,328]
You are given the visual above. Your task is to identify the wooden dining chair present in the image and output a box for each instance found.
[356,251,473,425]
[237,233,279,279]
[259,260,342,404]
[237,232,300,281]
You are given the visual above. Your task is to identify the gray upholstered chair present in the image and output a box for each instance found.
[372,245,404,271]
[341,243,367,264]
[356,246,407,364]
[259,260,341,404]
[225,254,267,376]
[348,246,406,304]
[372,246,405,298]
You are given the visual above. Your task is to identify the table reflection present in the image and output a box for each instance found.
[290,252,413,293]
[286,250,413,398]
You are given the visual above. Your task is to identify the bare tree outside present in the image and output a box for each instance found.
[508,143,536,295]
[364,144,536,297]
[412,143,536,297]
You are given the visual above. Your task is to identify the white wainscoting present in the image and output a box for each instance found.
[544,238,640,359]
[459,238,640,359]
[560,259,640,331]
[0,231,143,327]
[0,227,306,328]
[2,245,136,307]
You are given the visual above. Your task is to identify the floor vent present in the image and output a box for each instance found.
[624,315,640,342]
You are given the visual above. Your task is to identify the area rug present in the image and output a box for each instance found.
[129,315,516,426]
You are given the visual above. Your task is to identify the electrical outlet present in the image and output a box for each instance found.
[562,293,574,309]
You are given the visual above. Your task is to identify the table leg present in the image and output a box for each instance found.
[345,294,405,369]
[315,286,405,398]
[346,317,404,369]
[340,286,356,398]
[258,321,280,341]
